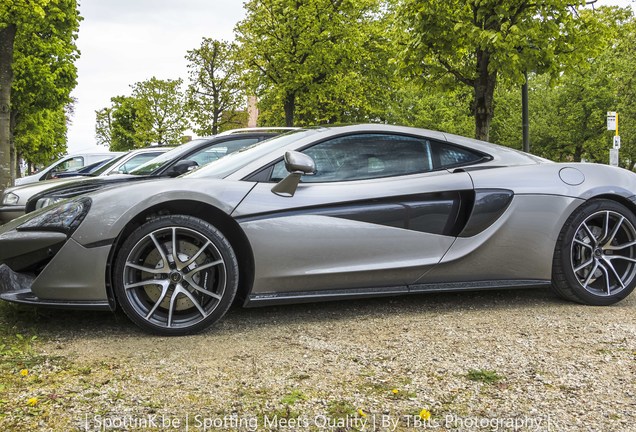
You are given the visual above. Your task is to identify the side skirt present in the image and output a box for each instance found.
[1,289,112,310]
[244,279,552,307]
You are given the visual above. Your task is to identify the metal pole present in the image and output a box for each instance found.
[522,70,530,153]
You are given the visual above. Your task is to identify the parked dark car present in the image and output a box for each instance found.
[53,159,113,178]
[25,129,292,213]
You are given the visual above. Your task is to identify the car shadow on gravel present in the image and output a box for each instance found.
[4,286,625,339]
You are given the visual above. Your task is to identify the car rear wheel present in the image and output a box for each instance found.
[113,215,238,335]
[553,199,636,305]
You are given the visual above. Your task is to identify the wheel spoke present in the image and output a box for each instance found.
[171,228,179,266]
[601,211,610,244]
[184,260,223,278]
[606,255,636,264]
[145,281,171,320]
[183,275,222,300]
[603,216,625,249]
[125,262,165,275]
[602,258,626,290]
[604,240,636,251]
[175,285,207,318]
[124,279,162,290]
[582,223,598,247]
[574,258,594,273]
[167,290,177,328]
[150,233,170,270]
[596,262,612,295]
[582,261,599,289]
[574,238,594,250]
[176,240,211,271]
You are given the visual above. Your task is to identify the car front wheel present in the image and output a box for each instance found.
[113,215,238,335]
[553,199,636,305]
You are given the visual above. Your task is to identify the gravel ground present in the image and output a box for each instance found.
[1,287,636,431]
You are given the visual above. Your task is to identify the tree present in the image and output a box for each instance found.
[489,7,632,166]
[96,95,153,151]
[397,0,605,142]
[14,106,67,172]
[186,38,245,135]
[131,77,189,146]
[235,0,381,126]
[614,15,636,170]
[0,0,80,190]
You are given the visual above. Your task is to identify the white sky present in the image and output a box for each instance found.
[66,0,633,153]
[67,0,245,152]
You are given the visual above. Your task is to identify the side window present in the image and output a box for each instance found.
[57,157,84,172]
[189,138,260,167]
[433,142,483,168]
[271,134,433,183]
[46,157,84,179]
[118,152,165,173]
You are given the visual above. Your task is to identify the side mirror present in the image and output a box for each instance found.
[166,160,198,177]
[271,151,316,197]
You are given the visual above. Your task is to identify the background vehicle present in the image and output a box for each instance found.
[0,147,170,224]
[2,124,635,336]
[25,129,290,213]
[15,152,122,186]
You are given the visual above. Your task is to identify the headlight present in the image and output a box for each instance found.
[2,192,19,205]
[35,196,66,210]
[17,198,91,235]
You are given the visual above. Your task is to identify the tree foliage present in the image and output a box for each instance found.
[397,0,601,142]
[0,0,80,189]
[185,38,245,135]
[131,77,189,146]
[235,0,381,126]
[96,79,189,150]
[490,7,634,167]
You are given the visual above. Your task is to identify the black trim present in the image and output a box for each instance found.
[236,191,473,236]
[0,289,111,310]
[84,238,116,249]
[246,279,552,307]
[459,189,513,237]
[247,285,408,306]
[409,279,551,292]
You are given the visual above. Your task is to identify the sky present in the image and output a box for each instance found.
[66,0,634,153]
[67,0,245,152]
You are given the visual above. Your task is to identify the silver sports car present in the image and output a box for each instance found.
[1,124,635,335]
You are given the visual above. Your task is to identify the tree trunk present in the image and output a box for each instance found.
[10,110,17,179]
[473,50,496,142]
[0,24,16,192]
[284,92,295,127]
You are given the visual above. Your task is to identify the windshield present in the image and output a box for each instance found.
[129,139,210,175]
[185,129,314,179]
[89,153,129,176]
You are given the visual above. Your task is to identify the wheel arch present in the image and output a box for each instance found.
[587,193,636,216]
[105,199,255,310]
[551,193,636,267]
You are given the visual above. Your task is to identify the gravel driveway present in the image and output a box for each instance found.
[1,287,635,431]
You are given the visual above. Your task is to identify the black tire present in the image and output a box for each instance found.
[113,215,238,335]
[552,199,636,305]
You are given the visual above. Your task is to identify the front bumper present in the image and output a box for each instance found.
[0,264,109,310]
[0,205,26,225]
[0,229,113,310]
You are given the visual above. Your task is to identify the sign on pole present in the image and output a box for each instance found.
[610,148,619,167]
[607,112,617,131]
[613,136,621,149]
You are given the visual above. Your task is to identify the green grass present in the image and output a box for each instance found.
[280,389,306,405]
[466,369,503,384]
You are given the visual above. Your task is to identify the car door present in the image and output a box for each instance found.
[233,132,484,298]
